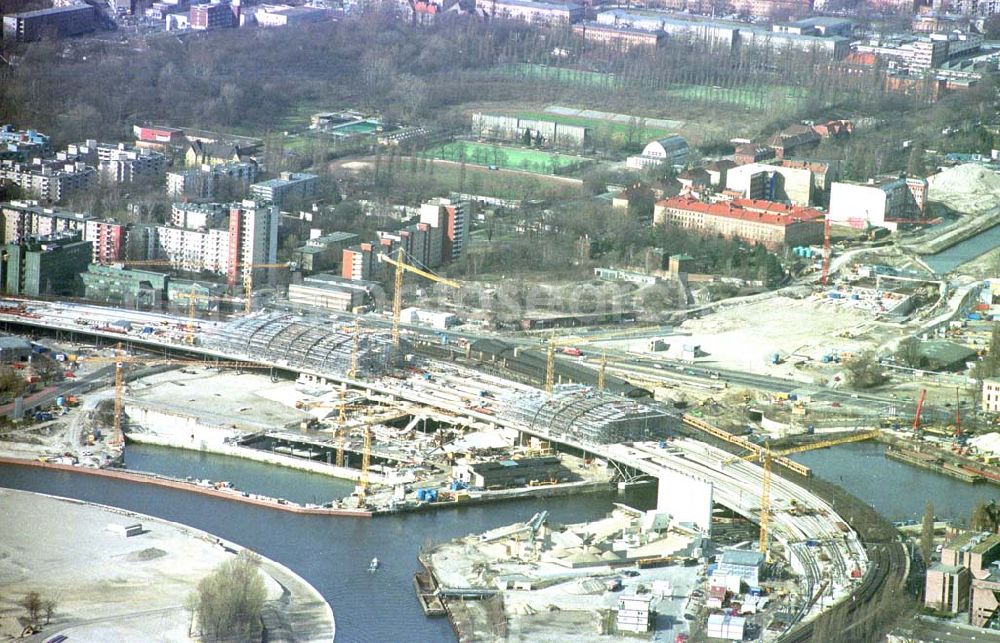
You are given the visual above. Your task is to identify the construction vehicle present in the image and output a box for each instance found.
[377,248,460,352]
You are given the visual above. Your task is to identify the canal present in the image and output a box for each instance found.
[0,441,993,640]
[921,222,1000,274]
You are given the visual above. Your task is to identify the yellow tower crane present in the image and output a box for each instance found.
[722,430,881,561]
[111,342,125,446]
[542,325,663,394]
[241,263,292,315]
[83,350,272,446]
[377,248,460,350]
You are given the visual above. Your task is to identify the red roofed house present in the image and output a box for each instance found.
[767,124,821,159]
[653,196,824,250]
[414,1,440,24]
[734,143,774,166]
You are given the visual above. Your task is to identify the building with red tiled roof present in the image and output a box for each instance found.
[653,196,824,250]
[734,143,774,165]
[767,124,821,159]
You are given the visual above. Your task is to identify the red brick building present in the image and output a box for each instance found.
[191,3,235,30]
[653,196,824,250]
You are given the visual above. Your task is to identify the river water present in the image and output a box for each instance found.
[0,441,991,640]
[921,223,1000,274]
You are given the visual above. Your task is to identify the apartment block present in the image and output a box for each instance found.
[572,22,665,49]
[65,141,166,185]
[0,159,97,203]
[151,200,278,286]
[725,163,813,206]
[292,231,359,273]
[653,196,824,250]
[0,125,52,161]
[477,0,583,25]
[166,162,257,200]
[420,197,470,262]
[251,172,318,207]
[190,2,236,29]
[2,4,97,42]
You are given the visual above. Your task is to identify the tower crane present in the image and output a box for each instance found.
[542,325,662,394]
[111,342,125,446]
[913,388,927,437]
[377,248,460,351]
[82,349,271,445]
[722,429,881,562]
[821,218,831,286]
[240,263,293,315]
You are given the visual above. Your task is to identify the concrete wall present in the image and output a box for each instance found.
[656,467,713,536]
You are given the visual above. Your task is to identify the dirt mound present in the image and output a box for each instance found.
[927,164,1000,214]
[125,547,166,562]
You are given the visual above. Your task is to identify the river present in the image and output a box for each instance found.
[921,223,1000,274]
[0,441,991,640]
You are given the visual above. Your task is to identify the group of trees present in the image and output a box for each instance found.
[190,550,267,642]
[845,351,889,389]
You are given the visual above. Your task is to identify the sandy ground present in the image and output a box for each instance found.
[0,488,333,642]
[127,369,312,431]
[596,295,904,381]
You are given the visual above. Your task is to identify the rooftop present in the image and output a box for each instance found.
[492,0,582,11]
[6,3,92,18]
[657,196,824,226]
[720,550,765,567]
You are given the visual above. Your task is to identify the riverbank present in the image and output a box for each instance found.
[0,456,375,517]
[0,488,334,642]
[127,428,368,483]
[902,209,999,256]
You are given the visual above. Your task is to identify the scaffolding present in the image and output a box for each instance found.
[202,312,394,377]
[499,384,671,445]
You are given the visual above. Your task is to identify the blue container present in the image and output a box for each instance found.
[659,440,667,448]
[416,489,426,501]
[788,394,797,401]
[968,313,982,321]
[56,396,65,407]
[429,490,438,502]
[850,294,860,300]
[828,292,841,299]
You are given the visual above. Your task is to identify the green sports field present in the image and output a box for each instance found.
[430,141,586,174]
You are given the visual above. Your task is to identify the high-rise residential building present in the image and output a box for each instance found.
[151,200,278,286]
[1,200,128,263]
[419,197,470,262]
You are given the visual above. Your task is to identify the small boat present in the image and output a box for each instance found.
[369,557,380,572]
